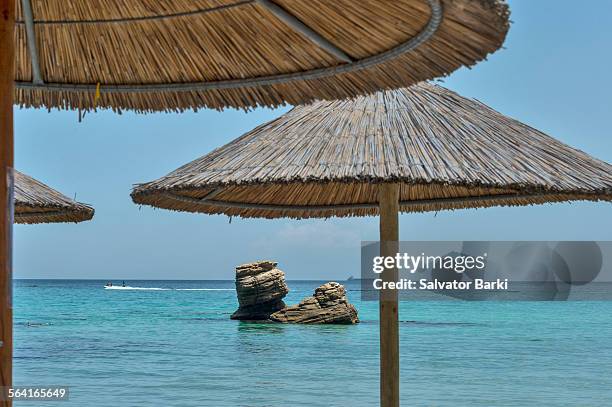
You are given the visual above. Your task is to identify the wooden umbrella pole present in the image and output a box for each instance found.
[0,0,15,405]
[379,183,400,407]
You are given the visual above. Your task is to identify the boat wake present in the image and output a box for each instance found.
[104,286,234,291]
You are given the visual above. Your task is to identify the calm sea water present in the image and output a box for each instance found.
[13,279,612,406]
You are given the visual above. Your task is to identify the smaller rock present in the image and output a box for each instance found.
[270,282,359,324]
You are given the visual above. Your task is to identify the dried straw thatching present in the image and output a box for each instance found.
[132,83,612,219]
[14,170,94,224]
[14,0,509,112]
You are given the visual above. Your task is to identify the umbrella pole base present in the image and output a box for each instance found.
[379,183,400,407]
[0,0,15,405]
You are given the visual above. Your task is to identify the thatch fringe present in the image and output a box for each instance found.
[14,170,94,224]
[13,0,509,112]
[131,83,612,219]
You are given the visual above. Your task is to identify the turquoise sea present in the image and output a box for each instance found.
[14,280,612,406]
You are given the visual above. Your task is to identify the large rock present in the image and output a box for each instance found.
[231,261,289,320]
[270,282,359,324]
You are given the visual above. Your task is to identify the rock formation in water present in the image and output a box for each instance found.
[231,261,289,320]
[270,282,359,324]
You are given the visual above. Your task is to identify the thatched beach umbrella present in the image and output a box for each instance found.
[14,170,94,224]
[11,0,510,112]
[1,0,510,404]
[132,83,612,405]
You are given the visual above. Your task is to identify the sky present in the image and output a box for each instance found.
[13,1,612,280]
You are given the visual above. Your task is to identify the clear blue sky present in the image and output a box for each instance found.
[14,1,612,280]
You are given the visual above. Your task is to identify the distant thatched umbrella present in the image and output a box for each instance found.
[132,83,612,406]
[2,0,511,404]
[14,170,94,224]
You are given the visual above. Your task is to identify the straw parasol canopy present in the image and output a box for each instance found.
[14,170,94,224]
[131,83,612,218]
[14,0,509,112]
